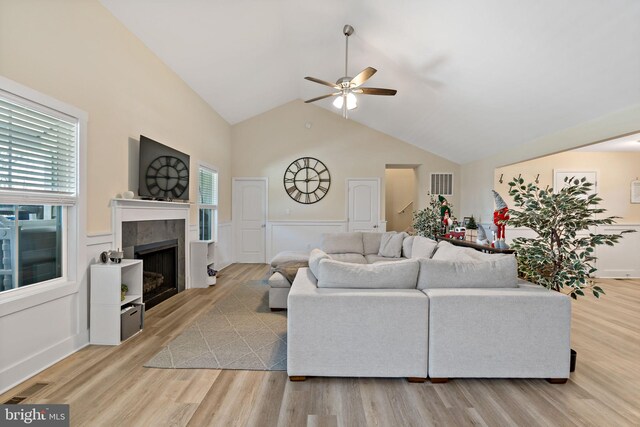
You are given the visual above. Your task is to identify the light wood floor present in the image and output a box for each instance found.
[2,264,639,426]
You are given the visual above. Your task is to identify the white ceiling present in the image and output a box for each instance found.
[100,0,640,164]
[573,132,640,152]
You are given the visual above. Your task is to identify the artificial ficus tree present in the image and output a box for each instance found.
[413,193,449,240]
[506,176,633,299]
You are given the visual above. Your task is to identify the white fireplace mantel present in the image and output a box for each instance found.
[111,198,191,287]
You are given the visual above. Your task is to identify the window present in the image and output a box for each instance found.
[0,89,78,294]
[430,173,453,196]
[198,165,218,241]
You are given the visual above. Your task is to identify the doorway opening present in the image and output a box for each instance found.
[385,165,418,233]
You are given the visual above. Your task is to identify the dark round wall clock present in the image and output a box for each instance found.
[283,157,331,204]
[145,155,189,199]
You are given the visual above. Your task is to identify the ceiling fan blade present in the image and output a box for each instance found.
[304,93,341,103]
[350,67,377,87]
[304,76,340,89]
[355,87,397,96]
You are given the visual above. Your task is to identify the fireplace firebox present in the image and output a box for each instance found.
[134,239,178,310]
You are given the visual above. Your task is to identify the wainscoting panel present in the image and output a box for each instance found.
[505,225,640,278]
[216,222,232,270]
[0,233,111,393]
[266,221,347,261]
[595,224,640,278]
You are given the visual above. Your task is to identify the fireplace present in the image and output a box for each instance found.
[121,217,186,310]
[134,239,178,310]
[112,200,190,311]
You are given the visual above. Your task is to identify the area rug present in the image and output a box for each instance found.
[144,280,287,370]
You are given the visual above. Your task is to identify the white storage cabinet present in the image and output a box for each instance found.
[90,259,144,345]
[190,240,216,288]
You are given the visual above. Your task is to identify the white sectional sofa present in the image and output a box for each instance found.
[268,231,424,309]
[286,234,571,383]
[287,267,429,380]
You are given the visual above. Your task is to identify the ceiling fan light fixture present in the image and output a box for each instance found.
[346,92,358,110]
[332,92,358,110]
[332,95,343,109]
[303,24,396,116]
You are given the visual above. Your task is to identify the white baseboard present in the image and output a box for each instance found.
[0,329,89,394]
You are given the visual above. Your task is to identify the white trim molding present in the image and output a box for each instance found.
[216,222,233,270]
[111,198,191,287]
[0,75,89,394]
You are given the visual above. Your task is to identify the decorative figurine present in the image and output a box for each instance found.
[439,195,453,233]
[491,190,510,249]
[476,224,490,246]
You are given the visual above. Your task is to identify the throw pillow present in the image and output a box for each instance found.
[416,256,518,289]
[317,258,419,289]
[431,240,477,261]
[402,235,415,258]
[378,232,407,258]
[362,232,384,255]
[321,232,364,254]
[308,249,330,278]
[411,236,438,259]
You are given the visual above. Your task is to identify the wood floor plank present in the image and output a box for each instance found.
[2,266,639,426]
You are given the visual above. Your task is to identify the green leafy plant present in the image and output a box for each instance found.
[507,176,633,299]
[413,194,451,239]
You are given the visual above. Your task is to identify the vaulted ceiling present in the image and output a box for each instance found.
[100,0,640,163]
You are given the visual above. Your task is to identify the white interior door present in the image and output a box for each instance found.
[347,179,380,232]
[233,178,267,263]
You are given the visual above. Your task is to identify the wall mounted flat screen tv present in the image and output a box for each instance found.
[138,135,190,201]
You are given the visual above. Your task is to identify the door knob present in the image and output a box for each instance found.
[261,224,266,228]
[373,225,378,229]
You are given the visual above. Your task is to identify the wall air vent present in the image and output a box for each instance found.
[430,173,453,196]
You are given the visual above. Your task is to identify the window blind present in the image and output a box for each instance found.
[0,96,77,202]
[198,167,218,206]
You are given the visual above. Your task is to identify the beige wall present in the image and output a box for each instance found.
[0,0,232,233]
[460,105,640,223]
[231,100,460,221]
[494,151,640,223]
[385,168,417,232]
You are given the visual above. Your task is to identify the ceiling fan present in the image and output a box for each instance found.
[304,25,397,118]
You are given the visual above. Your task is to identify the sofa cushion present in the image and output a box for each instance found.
[268,272,291,288]
[321,232,364,254]
[402,235,415,258]
[317,259,419,289]
[417,256,518,290]
[362,232,383,255]
[378,232,407,258]
[329,253,367,264]
[365,254,408,264]
[462,248,508,261]
[308,249,331,278]
[431,240,477,261]
[411,236,438,259]
[432,240,508,262]
[270,250,310,267]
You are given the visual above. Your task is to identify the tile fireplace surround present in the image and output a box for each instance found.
[122,220,185,293]
[111,198,191,290]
